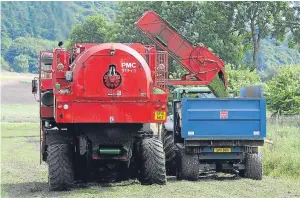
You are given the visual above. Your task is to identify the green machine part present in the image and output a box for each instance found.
[208,76,230,98]
[99,148,121,155]
[173,87,212,101]
[173,78,231,101]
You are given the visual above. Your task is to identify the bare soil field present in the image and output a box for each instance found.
[1,81,36,105]
[1,72,39,122]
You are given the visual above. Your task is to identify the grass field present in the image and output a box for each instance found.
[262,117,300,179]
[1,123,300,198]
[1,73,300,197]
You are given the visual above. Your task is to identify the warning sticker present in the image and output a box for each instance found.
[220,110,228,119]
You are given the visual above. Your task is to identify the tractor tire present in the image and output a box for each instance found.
[239,152,262,180]
[162,128,176,176]
[176,149,199,181]
[47,144,74,191]
[140,137,167,185]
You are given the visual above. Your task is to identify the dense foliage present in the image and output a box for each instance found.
[67,15,108,46]
[1,2,117,41]
[4,37,56,73]
[266,65,300,115]
[225,64,261,96]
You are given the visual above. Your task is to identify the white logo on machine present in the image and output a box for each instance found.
[122,62,137,73]
[188,131,195,136]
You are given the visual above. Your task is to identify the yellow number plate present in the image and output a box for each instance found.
[154,111,166,120]
[214,148,232,152]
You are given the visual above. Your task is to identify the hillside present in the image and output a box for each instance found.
[0,1,118,73]
[1,1,117,41]
[1,1,300,75]
[244,39,300,70]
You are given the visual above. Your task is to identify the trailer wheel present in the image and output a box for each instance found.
[162,128,176,175]
[241,152,262,180]
[48,144,74,191]
[140,138,167,185]
[176,150,199,181]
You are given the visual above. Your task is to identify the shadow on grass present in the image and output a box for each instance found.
[2,182,48,197]
[2,179,140,197]
[2,174,240,197]
[167,171,241,183]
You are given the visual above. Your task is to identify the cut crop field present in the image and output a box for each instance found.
[1,123,300,198]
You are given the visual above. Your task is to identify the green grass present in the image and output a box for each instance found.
[1,122,39,137]
[1,122,300,198]
[1,104,39,120]
[262,117,300,179]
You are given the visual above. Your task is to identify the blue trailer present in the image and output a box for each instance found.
[162,87,266,180]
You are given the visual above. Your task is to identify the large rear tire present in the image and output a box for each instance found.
[245,152,263,180]
[239,151,262,180]
[176,149,199,181]
[48,144,74,191]
[140,138,167,185]
[162,128,176,175]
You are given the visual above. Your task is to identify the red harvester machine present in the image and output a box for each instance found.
[32,11,227,190]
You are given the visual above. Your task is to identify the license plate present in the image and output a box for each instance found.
[214,148,232,152]
[154,111,166,120]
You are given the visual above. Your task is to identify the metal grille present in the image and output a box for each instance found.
[41,67,52,79]
[154,51,168,91]
[40,51,52,79]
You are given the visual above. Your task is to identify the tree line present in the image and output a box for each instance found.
[69,2,300,70]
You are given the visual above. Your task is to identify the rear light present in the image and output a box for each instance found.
[57,104,62,109]
[155,104,160,110]
[161,105,166,110]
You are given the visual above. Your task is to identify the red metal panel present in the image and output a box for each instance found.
[55,102,166,123]
[71,43,152,101]
[135,11,227,87]
[40,79,52,91]
[41,106,53,118]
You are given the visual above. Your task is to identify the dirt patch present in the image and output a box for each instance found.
[1,81,36,104]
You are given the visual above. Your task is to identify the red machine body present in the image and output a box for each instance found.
[39,43,168,123]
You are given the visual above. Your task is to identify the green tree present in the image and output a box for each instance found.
[4,37,56,73]
[266,65,300,115]
[225,64,261,96]
[1,36,12,56]
[233,2,300,70]
[190,2,247,67]
[13,55,29,72]
[67,15,108,46]
[1,57,11,71]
